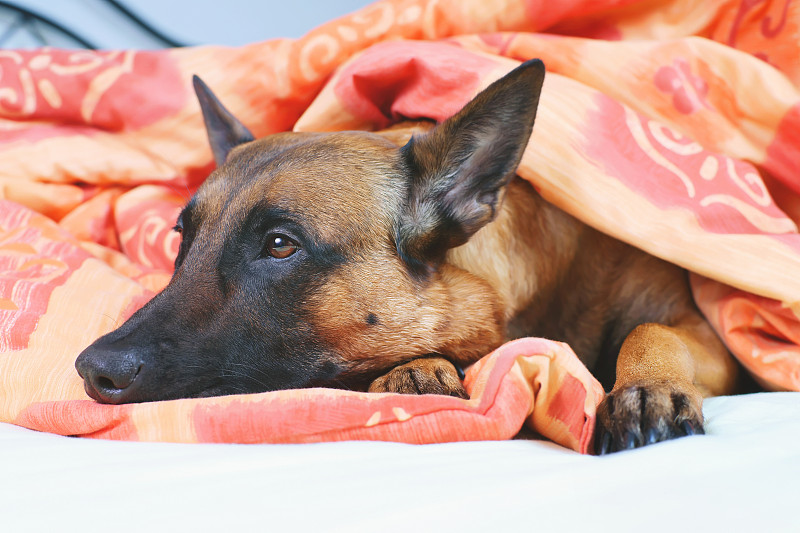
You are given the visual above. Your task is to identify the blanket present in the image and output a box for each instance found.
[1,0,799,454]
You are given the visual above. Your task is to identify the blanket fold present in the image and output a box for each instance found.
[2,0,800,451]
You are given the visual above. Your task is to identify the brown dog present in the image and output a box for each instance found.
[75,59,742,453]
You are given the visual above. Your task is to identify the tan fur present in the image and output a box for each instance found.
[198,132,406,245]
[270,124,740,412]
[308,259,504,378]
[219,124,741,414]
[447,178,578,322]
[362,134,739,452]
[165,69,742,452]
[368,356,467,398]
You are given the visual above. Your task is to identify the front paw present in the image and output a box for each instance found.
[368,357,468,399]
[595,382,703,455]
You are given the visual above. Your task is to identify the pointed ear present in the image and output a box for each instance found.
[192,75,255,166]
[396,59,546,274]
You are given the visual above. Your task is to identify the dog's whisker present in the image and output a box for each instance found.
[182,364,210,371]
[317,378,354,392]
[221,368,271,390]
[227,361,274,382]
[97,313,121,330]
[165,183,191,203]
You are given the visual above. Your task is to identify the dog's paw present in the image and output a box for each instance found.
[594,382,703,455]
[368,357,468,399]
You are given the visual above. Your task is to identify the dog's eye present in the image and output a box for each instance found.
[264,234,298,259]
[173,215,183,235]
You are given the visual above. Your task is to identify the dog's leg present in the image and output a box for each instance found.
[368,357,468,399]
[595,312,738,454]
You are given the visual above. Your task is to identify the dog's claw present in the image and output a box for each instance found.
[622,432,638,450]
[597,431,612,455]
[595,383,704,453]
[680,420,703,436]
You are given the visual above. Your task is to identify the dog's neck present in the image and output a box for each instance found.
[378,123,587,348]
[446,177,584,324]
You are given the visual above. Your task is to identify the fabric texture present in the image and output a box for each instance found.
[1,0,799,452]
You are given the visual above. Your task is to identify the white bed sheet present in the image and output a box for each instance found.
[1,392,798,532]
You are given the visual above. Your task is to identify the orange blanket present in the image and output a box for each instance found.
[2,0,799,454]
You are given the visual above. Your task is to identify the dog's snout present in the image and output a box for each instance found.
[75,345,145,404]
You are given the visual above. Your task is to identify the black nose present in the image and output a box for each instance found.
[75,344,145,404]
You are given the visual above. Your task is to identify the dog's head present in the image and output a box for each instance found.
[75,60,545,403]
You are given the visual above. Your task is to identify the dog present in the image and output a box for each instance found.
[75,59,743,454]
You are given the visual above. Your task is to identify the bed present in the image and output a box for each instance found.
[1,0,799,529]
[2,392,799,530]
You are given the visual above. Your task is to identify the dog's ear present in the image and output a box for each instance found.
[396,59,546,275]
[192,75,255,166]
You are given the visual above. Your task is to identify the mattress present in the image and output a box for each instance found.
[2,392,798,531]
